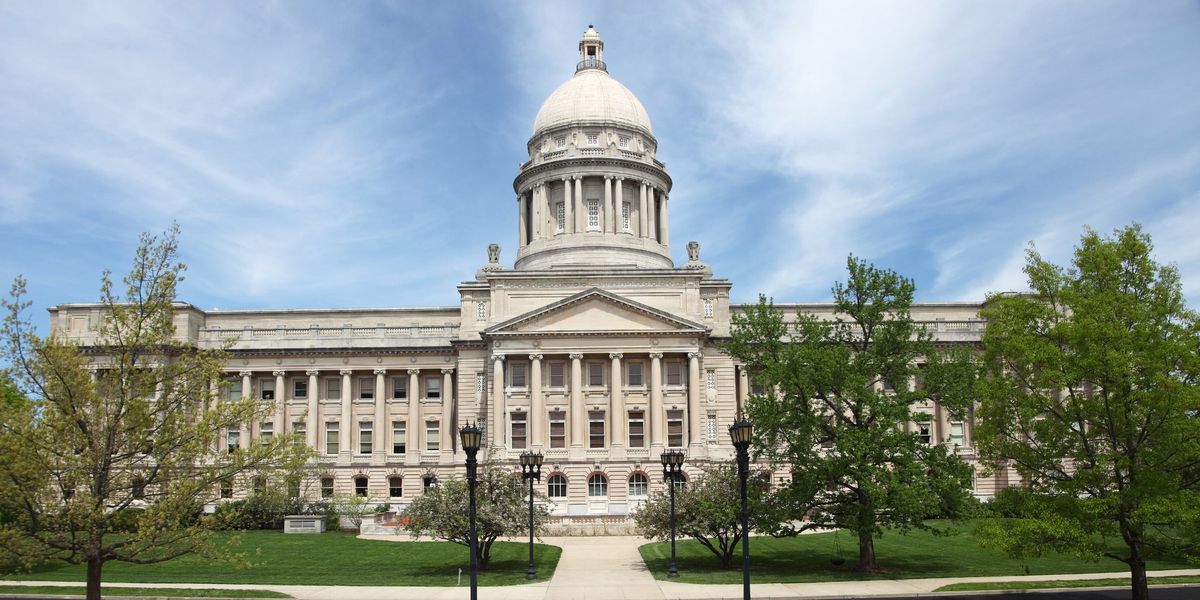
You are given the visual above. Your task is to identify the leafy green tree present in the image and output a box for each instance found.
[401,465,547,570]
[725,256,976,572]
[633,463,777,568]
[0,225,312,600]
[975,225,1200,600]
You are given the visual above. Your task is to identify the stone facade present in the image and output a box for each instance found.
[47,27,1010,521]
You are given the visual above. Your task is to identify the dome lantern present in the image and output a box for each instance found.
[577,25,606,73]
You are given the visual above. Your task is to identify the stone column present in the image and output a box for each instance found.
[517,194,527,247]
[574,175,584,232]
[609,353,624,448]
[407,368,421,463]
[339,369,352,459]
[659,193,669,247]
[638,182,648,237]
[542,183,552,237]
[603,176,613,233]
[239,371,252,447]
[530,354,544,449]
[374,369,387,455]
[273,370,286,438]
[649,353,664,448]
[563,177,573,234]
[647,184,657,241]
[441,368,455,454]
[492,355,506,448]
[688,352,702,447]
[615,177,625,232]
[737,365,749,414]
[569,353,584,447]
[306,369,319,448]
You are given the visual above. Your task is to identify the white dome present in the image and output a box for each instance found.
[532,69,653,137]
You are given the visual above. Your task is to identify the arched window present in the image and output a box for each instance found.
[354,476,368,497]
[628,473,648,497]
[672,472,688,491]
[547,474,567,498]
[587,473,608,497]
[388,476,403,498]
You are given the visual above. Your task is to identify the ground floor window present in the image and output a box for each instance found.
[628,473,648,497]
[354,476,368,497]
[587,473,608,497]
[389,476,403,498]
[547,474,567,498]
[320,477,334,498]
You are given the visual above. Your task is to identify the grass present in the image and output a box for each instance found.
[639,520,1194,584]
[935,575,1200,592]
[1,531,561,587]
[0,585,290,598]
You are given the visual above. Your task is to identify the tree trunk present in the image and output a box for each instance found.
[86,556,103,600]
[855,527,878,572]
[1128,543,1149,600]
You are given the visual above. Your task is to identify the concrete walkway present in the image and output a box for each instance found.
[3,534,1199,599]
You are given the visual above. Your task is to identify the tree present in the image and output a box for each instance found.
[724,256,977,572]
[0,225,312,600]
[633,463,778,568]
[401,465,547,570]
[974,225,1200,600]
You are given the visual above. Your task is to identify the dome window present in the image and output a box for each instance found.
[555,136,567,149]
[618,136,629,149]
[586,133,599,146]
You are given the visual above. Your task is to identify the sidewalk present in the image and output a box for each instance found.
[3,534,1199,599]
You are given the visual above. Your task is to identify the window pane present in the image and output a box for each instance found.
[392,377,407,399]
[588,363,603,387]
[629,473,648,497]
[628,411,645,448]
[588,411,605,449]
[547,475,567,498]
[666,362,683,386]
[511,413,527,449]
[426,378,441,399]
[354,477,368,497]
[392,421,406,454]
[511,364,527,388]
[667,410,683,447]
[359,421,373,454]
[325,422,339,455]
[550,413,566,449]
[359,378,374,400]
[389,477,403,498]
[587,474,608,497]
[627,363,643,386]
[549,363,565,387]
[293,379,308,398]
[426,421,439,451]
[326,378,341,399]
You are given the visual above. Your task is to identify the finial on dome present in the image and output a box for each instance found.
[577,25,606,73]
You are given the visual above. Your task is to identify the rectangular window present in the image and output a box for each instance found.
[703,298,714,318]
[354,477,368,497]
[589,411,605,449]
[511,413,527,449]
[225,380,242,402]
[627,362,644,387]
[555,136,566,149]
[320,478,334,499]
[588,362,604,387]
[707,414,717,443]
[392,421,406,454]
[918,422,932,445]
[389,477,403,498]
[425,377,441,400]
[549,411,566,448]
[622,202,631,231]
[706,369,717,392]
[476,301,487,320]
[556,203,565,233]
[586,133,598,146]
[260,422,273,445]
[667,410,684,447]
[325,422,339,455]
[358,377,374,400]
[325,378,341,400]
[510,363,527,388]
[628,411,645,448]
[549,362,565,387]
[292,422,306,446]
[949,421,965,447]
[666,361,683,386]
[619,136,629,149]
[226,428,240,453]
[359,421,373,455]
[259,379,275,401]
[426,421,440,452]
[587,199,600,230]
[292,379,308,399]
[392,377,407,400]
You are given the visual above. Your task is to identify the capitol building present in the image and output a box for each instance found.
[50,27,1007,521]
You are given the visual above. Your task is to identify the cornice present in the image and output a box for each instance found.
[513,157,672,194]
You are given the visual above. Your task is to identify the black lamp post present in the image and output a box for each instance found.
[729,415,754,600]
[519,450,543,580]
[459,422,482,600]
[659,449,686,578]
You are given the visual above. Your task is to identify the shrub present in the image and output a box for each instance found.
[987,486,1038,518]
[107,508,144,533]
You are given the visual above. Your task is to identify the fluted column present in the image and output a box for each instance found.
[339,369,352,458]
[603,176,613,233]
[374,369,387,454]
[737,365,749,413]
[615,177,625,232]
[569,353,584,447]
[306,369,319,448]
[273,370,286,439]
[517,194,527,247]
[609,353,624,448]
[638,182,648,237]
[574,175,584,232]
[441,369,455,454]
[407,368,420,463]
[647,184,657,241]
[649,353,664,448]
[563,177,574,234]
[530,354,544,449]
[688,352,702,447]
[492,355,506,448]
[239,371,252,447]
[542,183,552,237]
[659,193,669,247]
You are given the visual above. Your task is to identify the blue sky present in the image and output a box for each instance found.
[2,1,1198,325]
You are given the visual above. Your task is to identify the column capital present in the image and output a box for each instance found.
[573,175,582,181]
[238,371,253,378]
[305,369,320,376]
[609,352,623,360]
[649,352,664,360]
[373,368,388,376]
[492,354,506,363]
[407,368,422,376]
[339,369,353,376]
[272,370,286,377]
[529,353,544,361]
[617,175,625,181]
[642,179,650,186]
[569,352,584,361]
[688,351,702,360]
[441,368,455,375]
[561,176,569,182]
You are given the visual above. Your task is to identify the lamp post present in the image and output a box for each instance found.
[729,415,754,600]
[519,450,543,580]
[459,422,482,600]
[659,449,685,578]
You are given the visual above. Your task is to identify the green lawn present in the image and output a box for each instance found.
[935,575,1200,592]
[0,586,289,598]
[639,521,1193,583]
[2,531,560,587]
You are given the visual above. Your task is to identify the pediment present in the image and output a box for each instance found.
[485,288,707,337]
